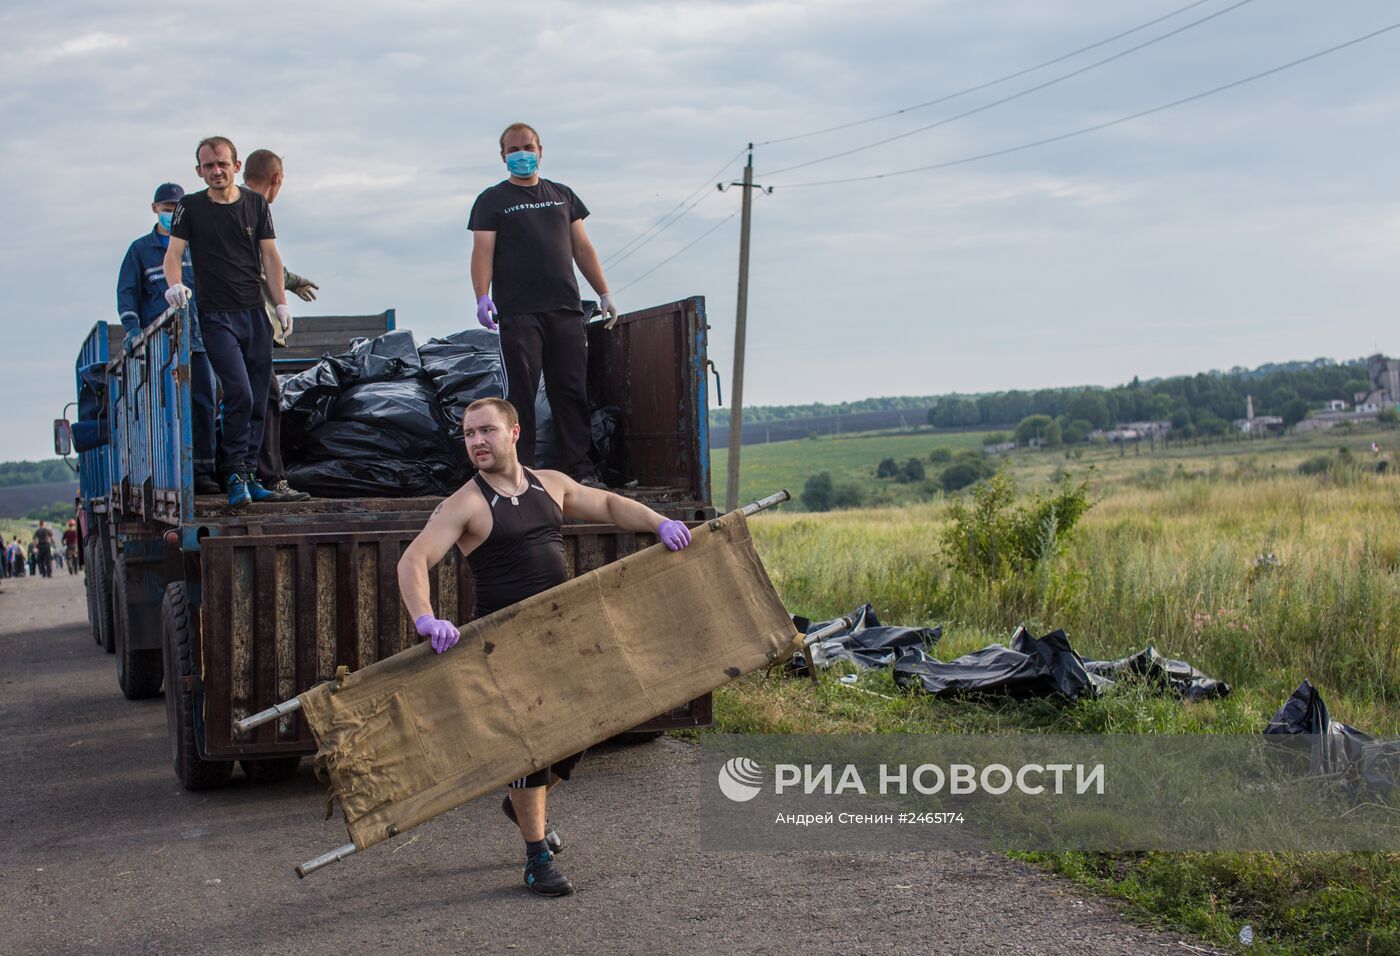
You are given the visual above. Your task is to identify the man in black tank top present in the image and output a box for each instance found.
[397,397,694,898]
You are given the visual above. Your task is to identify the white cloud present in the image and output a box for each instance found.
[50,31,129,59]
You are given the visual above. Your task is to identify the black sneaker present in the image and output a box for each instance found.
[194,475,222,495]
[270,479,311,502]
[577,475,608,490]
[501,795,563,854]
[523,849,574,897]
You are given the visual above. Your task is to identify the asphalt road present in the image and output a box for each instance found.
[1,572,1201,956]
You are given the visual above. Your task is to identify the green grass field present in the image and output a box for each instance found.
[713,423,1394,510]
[712,427,993,506]
[706,422,1400,954]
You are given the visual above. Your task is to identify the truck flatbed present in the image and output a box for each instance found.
[70,295,718,788]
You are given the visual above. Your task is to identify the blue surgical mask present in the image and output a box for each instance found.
[158,211,173,231]
[505,150,538,177]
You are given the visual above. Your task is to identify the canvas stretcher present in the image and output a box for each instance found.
[284,497,799,875]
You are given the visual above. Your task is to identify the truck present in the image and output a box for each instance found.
[62,298,718,788]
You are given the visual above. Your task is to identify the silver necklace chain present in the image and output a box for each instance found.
[481,470,527,503]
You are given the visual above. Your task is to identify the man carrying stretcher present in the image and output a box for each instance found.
[396,396,694,897]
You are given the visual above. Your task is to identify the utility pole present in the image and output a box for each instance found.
[720,145,769,512]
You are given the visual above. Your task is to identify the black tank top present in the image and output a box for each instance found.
[466,468,569,617]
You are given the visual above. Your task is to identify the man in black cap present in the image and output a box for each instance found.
[117,182,220,494]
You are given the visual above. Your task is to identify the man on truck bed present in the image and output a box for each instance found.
[469,122,619,487]
[117,182,221,494]
[242,148,316,503]
[164,136,294,508]
[396,396,693,897]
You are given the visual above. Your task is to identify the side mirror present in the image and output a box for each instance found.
[53,419,73,457]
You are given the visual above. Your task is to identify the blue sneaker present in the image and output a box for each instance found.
[247,475,279,503]
[226,473,252,508]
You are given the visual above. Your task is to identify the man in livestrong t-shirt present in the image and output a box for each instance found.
[469,122,620,485]
[164,136,297,508]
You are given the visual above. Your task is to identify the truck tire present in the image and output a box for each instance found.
[114,556,163,700]
[91,542,116,654]
[162,582,233,790]
[240,756,303,784]
[84,539,103,646]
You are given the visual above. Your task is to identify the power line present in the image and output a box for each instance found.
[775,21,1400,189]
[602,146,748,267]
[605,189,714,271]
[760,0,1258,179]
[613,213,737,294]
[757,0,1219,147]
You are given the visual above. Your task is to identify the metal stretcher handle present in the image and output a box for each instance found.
[233,697,303,736]
[296,842,358,878]
[798,614,856,681]
[738,489,790,517]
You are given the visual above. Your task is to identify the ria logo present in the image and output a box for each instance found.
[718,757,765,802]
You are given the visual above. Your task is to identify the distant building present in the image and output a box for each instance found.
[1091,421,1170,443]
[1296,353,1400,431]
[1352,354,1400,412]
[1296,409,1379,433]
[1235,415,1284,434]
[1234,394,1284,434]
[983,440,1015,454]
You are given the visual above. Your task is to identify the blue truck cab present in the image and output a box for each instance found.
[65,300,715,789]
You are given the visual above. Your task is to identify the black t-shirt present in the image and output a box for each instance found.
[468,179,588,316]
[169,186,275,312]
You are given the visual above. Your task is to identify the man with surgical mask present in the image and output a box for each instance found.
[469,122,619,486]
[116,182,221,495]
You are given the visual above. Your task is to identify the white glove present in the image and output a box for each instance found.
[165,284,191,308]
[275,304,293,336]
[600,292,620,330]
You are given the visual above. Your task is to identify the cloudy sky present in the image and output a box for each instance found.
[2,0,1397,460]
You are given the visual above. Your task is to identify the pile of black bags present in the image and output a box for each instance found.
[792,603,1230,702]
[280,329,504,497]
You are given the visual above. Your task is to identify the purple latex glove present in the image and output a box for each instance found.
[415,613,460,653]
[657,519,691,551]
[476,294,498,332]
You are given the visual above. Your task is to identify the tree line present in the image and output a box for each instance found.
[0,459,74,488]
[712,357,1370,433]
[929,359,1366,433]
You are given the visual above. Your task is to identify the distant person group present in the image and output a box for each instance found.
[118,123,619,509]
[0,520,78,589]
